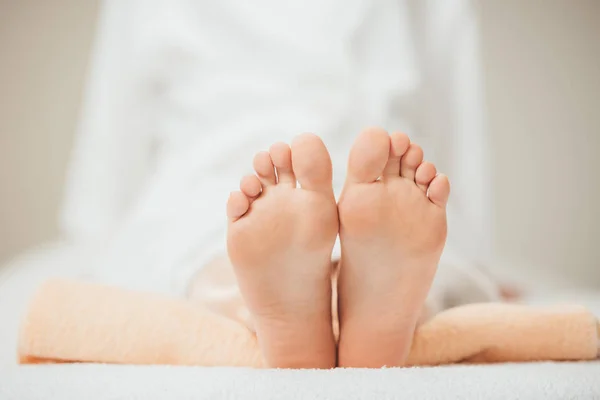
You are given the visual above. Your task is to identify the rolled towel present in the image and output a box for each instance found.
[18,279,599,367]
[19,279,263,367]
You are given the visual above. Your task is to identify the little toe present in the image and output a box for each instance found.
[347,127,390,183]
[270,142,296,186]
[253,151,276,187]
[227,191,250,221]
[291,133,334,196]
[383,132,410,178]
[400,143,424,181]
[240,175,262,200]
[415,162,437,192]
[427,174,451,208]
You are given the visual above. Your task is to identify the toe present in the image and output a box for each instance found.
[383,132,410,178]
[227,191,250,221]
[240,175,262,199]
[253,151,276,186]
[427,174,451,208]
[291,133,334,195]
[347,127,390,183]
[415,162,437,192]
[400,143,423,181]
[270,142,296,186]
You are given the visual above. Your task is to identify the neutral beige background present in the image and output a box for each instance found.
[481,0,600,285]
[0,1,98,262]
[0,1,599,286]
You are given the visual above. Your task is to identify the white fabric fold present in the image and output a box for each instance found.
[60,0,490,295]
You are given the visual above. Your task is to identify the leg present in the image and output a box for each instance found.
[187,254,255,331]
[189,254,341,344]
[337,127,450,367]
[226,134,339,368]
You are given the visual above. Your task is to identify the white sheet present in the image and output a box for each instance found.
[2,244,600,400]
[4,362,600,400]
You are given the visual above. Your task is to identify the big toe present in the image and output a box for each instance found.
[290,133,333,195]
[347,127,390,183]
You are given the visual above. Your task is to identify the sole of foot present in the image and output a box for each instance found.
[227,133,339,368]
[337,127,450,368]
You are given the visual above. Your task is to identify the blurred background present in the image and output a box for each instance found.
[0,1,98,263]
[0,0,599,289]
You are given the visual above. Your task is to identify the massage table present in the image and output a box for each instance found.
[1,242,599,399]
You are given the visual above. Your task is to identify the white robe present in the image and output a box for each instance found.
[60,0,493,304]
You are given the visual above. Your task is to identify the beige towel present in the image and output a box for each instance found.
[18,279,599,367]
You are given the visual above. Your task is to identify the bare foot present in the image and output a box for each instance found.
[227,134,339,368]
[337,127,450,367]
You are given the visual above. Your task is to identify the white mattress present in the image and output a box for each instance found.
[3,362,600,400]
[1,243,600,400]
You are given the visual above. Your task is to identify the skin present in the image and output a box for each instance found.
[226,128,450,368]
